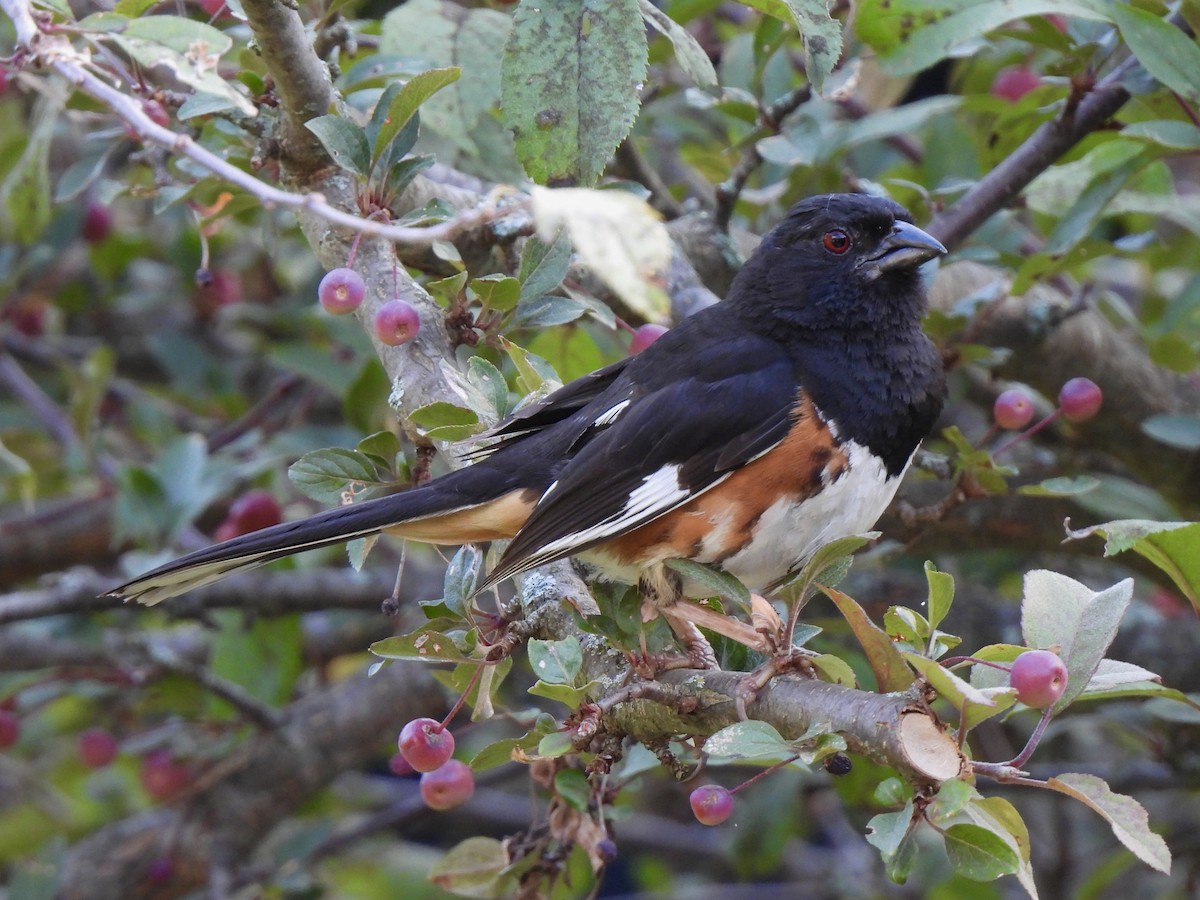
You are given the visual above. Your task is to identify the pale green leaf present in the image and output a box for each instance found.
[1046,773,1172,873]
[1113,3,1200,104]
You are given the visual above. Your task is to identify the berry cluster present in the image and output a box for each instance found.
[396,717,475,810]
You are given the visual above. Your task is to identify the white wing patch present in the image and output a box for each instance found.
[592,398,631,428]
[524,464,691,562]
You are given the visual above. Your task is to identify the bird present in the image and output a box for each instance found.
[107,193,947,655]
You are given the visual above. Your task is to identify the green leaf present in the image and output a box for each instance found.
[443,545,483,617]
[1066,519,1200,608]
[501,337,561,395]
[779,0,844,93]
[866,804,915,857]
[924,561,954,631]
[514,294,593,327]
[554,768,590,811]
[537,730,575,759]
[1017,475,1100,497]
[927,778,976,823]
[519,230,574,304]
[1113,3,1200,104]
[356,430,401,472]
[1046,774,1172,873]
[811,653,857,686]
[665,559,752,614]
[639,0,718,87]
[820,585,913,692]
[779,532,878,606]
[1044,152,1152,256]
[527,636,583,686]
[0,438,36,506]
[208,612,303,714]
[528,679,598,707]
[429,836,510,898]
[471,275,521,312]
[1020,571,1134,712]
[288,447,392,504]
[304,115,371,177]
[371,67,461,162]
[467,357,511,420]
[964,796,1037,896]
[1141,414,1200,451]
[904,652,998,709]
[0,95,56,244]
[370,628,474,664]
[703,720,796,762]
[409,401,482,442]
[1122,120,1200,151]
[942,823,1021,881]
[502,0,648,186]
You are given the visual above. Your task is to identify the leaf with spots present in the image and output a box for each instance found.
[780,0,843,94]
[527,636,583,686]
[502,0,648,186]
[370,624,474,664]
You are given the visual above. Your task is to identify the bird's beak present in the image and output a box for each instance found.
[861,220,947,278]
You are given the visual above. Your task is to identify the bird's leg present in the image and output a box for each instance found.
[639,566,719,670]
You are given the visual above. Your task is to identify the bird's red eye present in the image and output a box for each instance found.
[823,230,851,254]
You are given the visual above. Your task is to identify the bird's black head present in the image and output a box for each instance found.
[727,193,946,336]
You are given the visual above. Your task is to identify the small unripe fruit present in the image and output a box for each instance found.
[689,784,734,825]
[991,66,1040,102]
[78,727,119,769]
[1010,650,1069,708]
[82,202,113,243]
[1058,377,1102,422]
[374,299,420,345]
[420,759,475,810]
[629,323,668,354]
[317,268,365,315]
[0,710,18,749]
[398,717,455,772]
[226,489,282,535]
[993,389,1035,430]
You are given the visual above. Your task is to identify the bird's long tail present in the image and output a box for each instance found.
[107,465,538,606]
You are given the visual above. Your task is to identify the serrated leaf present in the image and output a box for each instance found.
[703,720,794,761]
[370,628,473,664]
[527,636,583,686]
[519,230,574,304]
[780,0,843,93]
[471,275,521,312]
[820,585,913,692]
[409,401,482,442]
[1113,3,1200,105]
[372,67,461,162]
[780,532,878,605]
[305,116,371,176]
[943,823,1021,881]
[429,836,509,897]
[924,560,954,631]
[1066,519,1200,608]
[514,294,593,327]
[502,0,648,186]
[665,559,752,613]
[1046,774,1171,873]
[1021,571,1135,711]
[288,448,392,504]
[639,0,717,87]
[501,338,561,395]
[927,778,976,823]
[356,431,401,470]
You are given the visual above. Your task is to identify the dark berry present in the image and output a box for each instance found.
[82,202,113,243]
[0,709,18,749]
[993,389,1035,430]
[398,717,455,773]
[139,749,191,801]
[823,752,852,776]
[226,489,282,535]
[375,299,420,345]
[147,856,175,885]
[78,727,119,769]
[689,784,733,826]
[1058,377,1102,422]
[420,759,475,810]
[318,267,366,315]
[991,66,1040,102]
[629,323,668,355]
[1010,650,1069,708]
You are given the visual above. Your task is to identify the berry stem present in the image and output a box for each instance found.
[942,655,1012,673]
[728,752,804,795]
[439,663,485,731]
[992,408,1063,457]
[999,706,1055,769]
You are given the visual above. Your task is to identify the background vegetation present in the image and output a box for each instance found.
[1,0,1199,897]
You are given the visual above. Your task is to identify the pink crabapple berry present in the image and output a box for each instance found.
[398,717,455,773]
[993,389,1035,430]
[388,751,416,777]
[226,489,282,535]
[139,749,191,801]
[78,727,119,769]
[629,323,669,354]
[374,298,421,345]
[1010,650,1069,708]
[0,710,18,749]
[991,66,1041,102]
[317,267,366,315]
[82,202,113,243]
[1058,377,1102,422]
[689,784,734,825]
[420,759,475,810]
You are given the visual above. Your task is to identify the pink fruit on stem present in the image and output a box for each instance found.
[991,66,1040,102]
[420,759,475,810]
[318,268,366,315]
[1010,650,1069,708]
[689,784,734,825]
[375,299,421,345]
[398,717,455,772]
[78,727,119,768]
[1058,377,1102,422]
[993,389,1035,430]
[629,323,668,354]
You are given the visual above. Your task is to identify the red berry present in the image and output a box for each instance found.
[1058,377,1102,422]
[398,717,455,773]
[139,749,191,801]
[199,0,231,18]
[143,99,170,128]
[226,489,282,535]
[147,856,175,884]
[318,267,366,315]
[991,66,1040,102]
[993,389,1035,430]
[0,710,19,749]
[420,759,475,810]
[374,298,421,345]
[1010,650,1068,708]
[388,751,416,776]
[689,784,734,825]
[629,323,668,355]
[82,202,113,243]
[78,727,119,769]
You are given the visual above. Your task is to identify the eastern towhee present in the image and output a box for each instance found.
[108,194,947,652]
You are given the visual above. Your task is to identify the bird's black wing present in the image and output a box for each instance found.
[479,333,798,588]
